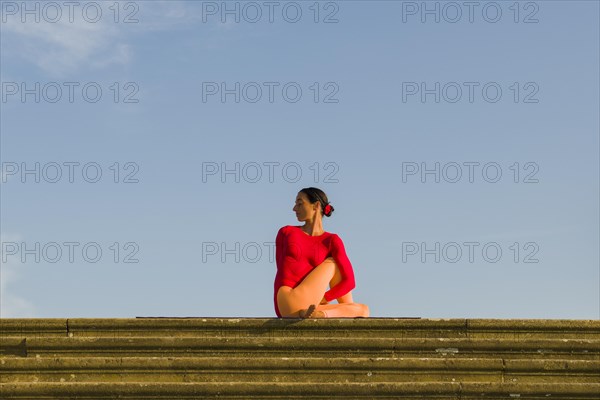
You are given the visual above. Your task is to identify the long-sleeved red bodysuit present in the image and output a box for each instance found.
[273,225,356,317]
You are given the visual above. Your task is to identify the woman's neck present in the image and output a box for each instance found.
[301,220,324,236]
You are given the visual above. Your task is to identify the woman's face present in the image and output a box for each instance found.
[293,192,318,221]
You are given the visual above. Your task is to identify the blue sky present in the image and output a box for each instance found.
[1,0,598,319]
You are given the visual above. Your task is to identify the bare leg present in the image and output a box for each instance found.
[315,302,369,318]
[276,286,303,318]
[277,257,369,318]
[314,258,369,317]
[328,262,353,304]
[290,258,337,310]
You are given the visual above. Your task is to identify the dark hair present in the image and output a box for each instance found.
[299,187,335,217]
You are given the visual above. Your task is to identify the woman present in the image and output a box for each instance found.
[274,187,370,318]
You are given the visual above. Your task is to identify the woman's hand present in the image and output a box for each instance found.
[320,297,329,305]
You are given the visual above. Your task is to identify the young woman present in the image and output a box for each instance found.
[274,187,370,318]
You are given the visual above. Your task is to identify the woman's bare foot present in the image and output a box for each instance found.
[299,304,316,318]
[308,309,327,318]
[299,304,328,319]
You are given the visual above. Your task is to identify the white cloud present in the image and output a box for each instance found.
[2,1,237,77]
[2,6,130,77]
[0,232,37,318]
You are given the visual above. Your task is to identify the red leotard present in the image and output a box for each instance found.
[273,225,356,317]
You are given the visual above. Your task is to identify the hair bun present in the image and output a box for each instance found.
[323,203,334,217]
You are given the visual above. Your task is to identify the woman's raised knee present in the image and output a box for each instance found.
[362,304,370,317]
[356,303,369,317]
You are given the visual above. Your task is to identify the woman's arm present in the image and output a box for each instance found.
[323,234,356,302]
[275,226,306,288]
[275,227,286,268]
[276,226,296,269]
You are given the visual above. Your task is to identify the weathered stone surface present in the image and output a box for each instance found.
[1,318,598,399]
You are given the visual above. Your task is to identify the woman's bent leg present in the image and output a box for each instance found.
[276,286,302,318]
[277,257,370,318]
[277,258,338,317]
[329,262,353,304]
[291,258,337,309]
[315,302,370,318]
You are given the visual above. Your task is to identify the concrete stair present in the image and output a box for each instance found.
[1,317,598,399]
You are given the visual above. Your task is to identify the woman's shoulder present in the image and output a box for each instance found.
[327,232,345,245]
[277,225,294,234]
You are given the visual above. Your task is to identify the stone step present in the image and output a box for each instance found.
[1,381,599,399]
[2,318,600,339]
[1,356,598,384]
[2,318,598,399]
[1,336,597,358]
